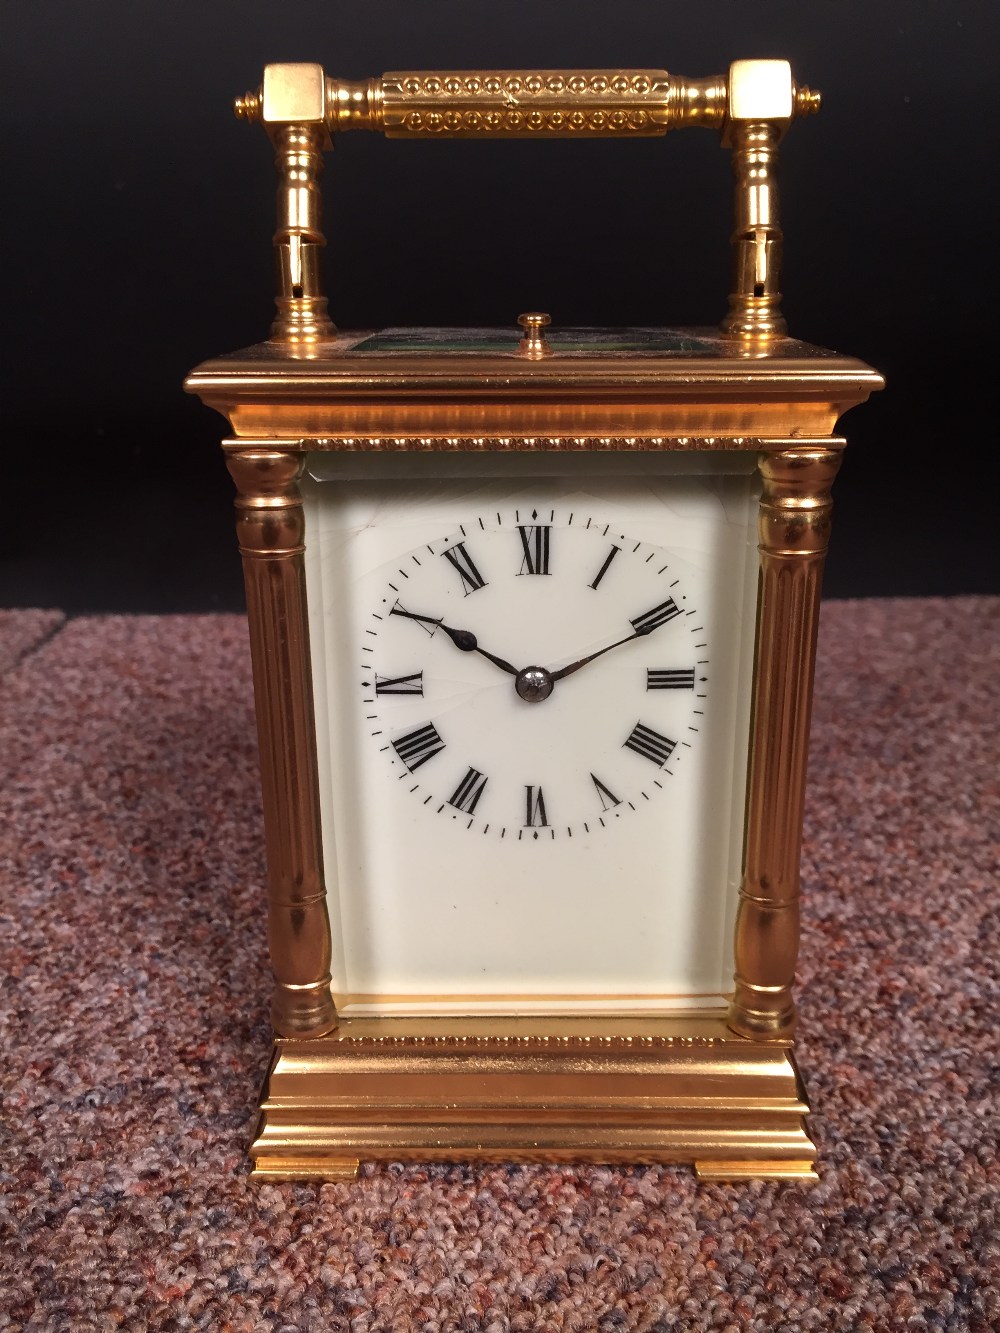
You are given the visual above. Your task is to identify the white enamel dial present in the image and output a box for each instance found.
[363,503,708,841]
[302,459,758,1014]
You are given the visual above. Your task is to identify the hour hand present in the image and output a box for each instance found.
[389,603,519,677]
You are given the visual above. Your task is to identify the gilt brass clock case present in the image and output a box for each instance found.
[186,58,883,1181]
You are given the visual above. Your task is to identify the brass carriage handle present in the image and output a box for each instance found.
[234,61,821,344]
[236,64,819,139]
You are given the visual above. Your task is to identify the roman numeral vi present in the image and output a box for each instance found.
[524,785,549,826]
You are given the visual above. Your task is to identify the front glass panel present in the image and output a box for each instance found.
[302,453,759,1016]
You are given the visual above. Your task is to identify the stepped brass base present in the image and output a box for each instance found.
[250,1016,817,1182]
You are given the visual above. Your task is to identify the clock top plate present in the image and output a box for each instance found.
[186,326,883,444]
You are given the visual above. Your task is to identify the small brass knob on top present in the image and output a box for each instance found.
[518,312,552,358]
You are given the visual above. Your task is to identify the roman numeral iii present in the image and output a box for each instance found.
[442,542,488,594]
[524,785,549,826]
[646,668,695,690]
[392,723,446,772]
[375,671,424,696]
[630,598,681,635]
[448,767,488,814]
[517,525,551,576]
[623,722,676,767]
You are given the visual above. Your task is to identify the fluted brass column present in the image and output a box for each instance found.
[226,447,337,1037]
[728,445,842,1040]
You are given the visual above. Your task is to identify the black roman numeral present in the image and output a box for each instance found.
[442,542,487,594]
[623,722,676,767]
[392,723,445,772]
[630,598,681,635]
[448,767,488,814]
[588,545,620,590]
[590,773,622,812]
[517,525,551,576]
[524,785,549,826]
[375,671,424,696]
[646,668,695,690]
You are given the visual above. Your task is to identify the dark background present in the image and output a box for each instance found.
[4,1,996,612]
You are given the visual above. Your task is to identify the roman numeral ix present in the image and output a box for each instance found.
[630,598,682,635]
[517,525,551,576]
[375,671,424,696]
[442,542,488,594]
[646,668,695,690]
[623,722,676,767]
[448,767,488,814]
[392,723,446,772]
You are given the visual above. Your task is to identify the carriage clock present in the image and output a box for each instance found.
[186,58,883,1181]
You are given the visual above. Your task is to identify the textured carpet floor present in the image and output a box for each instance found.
[1,598,997,1332]
[0,611,64,676]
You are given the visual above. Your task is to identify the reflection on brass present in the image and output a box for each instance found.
[721,122,786,340]
[728,447,842,1040]
[250,1015,817,1181]
[226,450,338,1038]
[224,401,846,442]
[186,337,882,445]
[517,312,552,358]
[217,433,846,457]
[375,70,711,139]
[234,60,820,341]
[270,124,335,342]
[237,63,820,142]
[236,66,726,139]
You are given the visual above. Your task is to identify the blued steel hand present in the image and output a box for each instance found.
[549,623,656,682]
[390,605,519,677]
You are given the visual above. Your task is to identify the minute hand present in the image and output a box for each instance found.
[550,624,656,682]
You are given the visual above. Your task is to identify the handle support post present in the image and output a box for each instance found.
[720,61,819,341]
